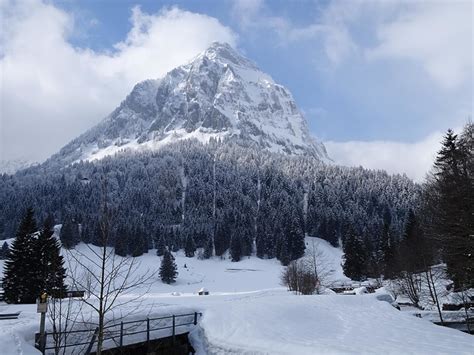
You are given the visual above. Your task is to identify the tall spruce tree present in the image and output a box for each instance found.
[399,210,428,273]
[185,235,196,257]
[288,211,305,261]
[426,125,474,288]
[36,216,67,297]
[156,234,167,257]
[114,227,129,257]
[60,219,80,249]
[342,228,368,281]
[230,234,242,262]
[278,235,291,266]
[3,208,38,303]
[203,235,214,259]
[159,250,178,284]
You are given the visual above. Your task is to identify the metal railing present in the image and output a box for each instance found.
[36,312,202,354]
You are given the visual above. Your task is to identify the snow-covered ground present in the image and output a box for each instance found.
[0,237,473,354]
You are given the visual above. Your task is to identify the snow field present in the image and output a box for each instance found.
[0,237,473,354]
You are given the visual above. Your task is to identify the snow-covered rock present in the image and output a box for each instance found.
[50,42,328,165]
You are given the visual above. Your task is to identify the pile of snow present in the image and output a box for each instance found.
[189,291,474,354]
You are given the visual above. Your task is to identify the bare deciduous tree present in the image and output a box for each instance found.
[47,295,83,355]
[64,177,154,354]
[307,239,333,294]
[281,239,333,295]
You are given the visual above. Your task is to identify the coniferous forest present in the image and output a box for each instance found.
[0,123,472,290]
[0,139,417,266]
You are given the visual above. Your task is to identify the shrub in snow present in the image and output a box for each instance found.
[281,259,318,295]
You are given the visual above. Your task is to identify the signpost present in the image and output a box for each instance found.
[37,292,48,353]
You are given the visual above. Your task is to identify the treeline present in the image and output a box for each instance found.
[0,140,418,266]
[343,123,473,291]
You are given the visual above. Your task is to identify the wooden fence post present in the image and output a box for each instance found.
[146,318,150,348]
[172,315,176,344]
[120,321,124,348]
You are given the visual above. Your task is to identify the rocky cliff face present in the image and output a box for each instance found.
[52,42,328,164]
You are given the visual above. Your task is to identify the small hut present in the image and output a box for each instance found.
[198,287,209,296]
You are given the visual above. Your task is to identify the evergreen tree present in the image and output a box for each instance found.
[60,219,80,249]
[288,212,305,261]
[230,234,242,262]
[399,210,427,273]
[214,222,231,257]
[184,235,196,257]
[3,208,38,303]
[114,227,129,257]
[131,231,146,257]
[0,241,9,260]
[203,235,213,259]
[156,234,167,257]
[427,125,474,289]
[159,250,178,284]
[342,228,368,281]
[36,216,67,297]
[381,223,399,279]
[278,235,291,266]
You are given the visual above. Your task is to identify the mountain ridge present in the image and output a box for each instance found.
[50,42,328,165]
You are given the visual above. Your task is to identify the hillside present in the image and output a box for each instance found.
[1,237,473,354]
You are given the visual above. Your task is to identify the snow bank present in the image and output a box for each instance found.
[192,291,473,354]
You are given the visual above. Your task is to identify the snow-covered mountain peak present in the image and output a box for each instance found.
[52,43,328,164]
[196,42,259,70]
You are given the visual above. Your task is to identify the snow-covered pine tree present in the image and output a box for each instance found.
[0,241,9,260]
[60,218,80,249]
[114,227,129,257]
[278,235,291,266]
[184,234,196,257]
[159,250,178,284]
[427,125,474,289]
[156,234,167,257]
[288,211,305,261]
[214,223,230,257]
[131,230,146,257]
[230,234,242,262]
[36,216,67,297]
[342,227,368,281]
[203,235,213,259]
[3,208,39,303]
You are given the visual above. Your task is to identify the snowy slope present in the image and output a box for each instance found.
[2,237,472,354]
[50,43,328,165]
[0,236,345,294]
[0,159,36,174]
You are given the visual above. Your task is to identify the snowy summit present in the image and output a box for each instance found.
[52,42,328,164]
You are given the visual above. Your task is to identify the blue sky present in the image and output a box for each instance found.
[1,0,472,180]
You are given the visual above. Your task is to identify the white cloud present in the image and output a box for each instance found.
[0,0,236,161]
[232,0,472,86]
[325,131,448,182]
[367,1,472,90]
[231,0,358,65]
